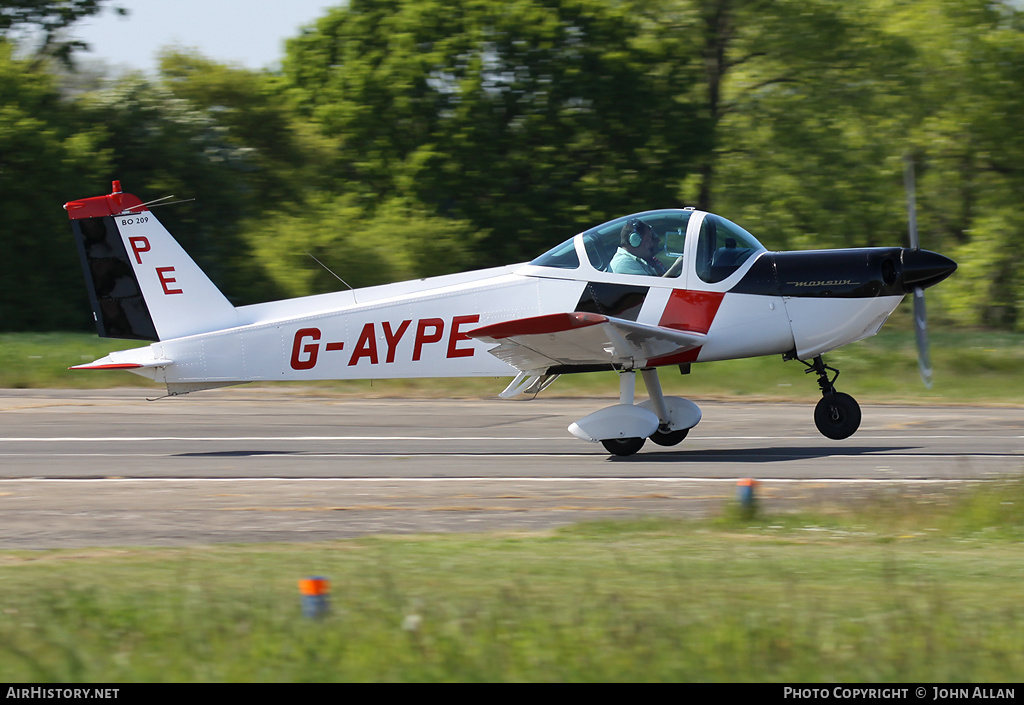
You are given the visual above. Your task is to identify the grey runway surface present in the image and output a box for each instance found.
[0,388,1021,548]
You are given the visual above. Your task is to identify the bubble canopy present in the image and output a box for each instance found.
[529,209,766,283]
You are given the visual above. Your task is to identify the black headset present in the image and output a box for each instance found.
[628,219,644,247]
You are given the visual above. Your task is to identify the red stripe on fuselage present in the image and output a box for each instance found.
[648,289,725,365]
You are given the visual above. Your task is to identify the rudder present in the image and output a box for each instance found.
[65,181,237,341]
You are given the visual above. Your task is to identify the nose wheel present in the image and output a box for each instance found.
[802,356,861,440]
[813,392,861,440]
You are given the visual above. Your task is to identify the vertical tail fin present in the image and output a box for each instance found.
[65,181,237,341]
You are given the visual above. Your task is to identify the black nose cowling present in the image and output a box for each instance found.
[900,249,957,290]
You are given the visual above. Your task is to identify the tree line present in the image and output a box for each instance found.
[2,0,1022,332]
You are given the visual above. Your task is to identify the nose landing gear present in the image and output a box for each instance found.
[801,355,861,440]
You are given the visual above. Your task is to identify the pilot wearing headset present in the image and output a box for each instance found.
[609,219,667,276]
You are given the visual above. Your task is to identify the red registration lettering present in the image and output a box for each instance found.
[129,236,150,264]
[382,320,411,363]
[348,323,379,366]
[290,328,321,370]
[412,318,444,361]
[447,314,479,358]
[155,266,183,295]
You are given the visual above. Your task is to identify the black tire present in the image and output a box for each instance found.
[814,393,861,440]
[649,428,689,446]
[601,437,646,456]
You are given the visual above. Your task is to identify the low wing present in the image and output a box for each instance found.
[468,312,706,372]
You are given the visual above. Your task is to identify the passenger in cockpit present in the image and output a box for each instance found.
[609,219,665,276]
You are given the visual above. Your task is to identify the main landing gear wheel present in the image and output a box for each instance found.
[601,437,646,456]
[649,428,689,447]
[814,392,861,440]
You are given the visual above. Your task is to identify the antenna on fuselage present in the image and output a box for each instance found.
[305,250,358,301]
[121,195,196,213]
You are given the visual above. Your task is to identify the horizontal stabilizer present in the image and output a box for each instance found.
[70,358,173,371]
[70,352,173,371]
[469,312,706,371]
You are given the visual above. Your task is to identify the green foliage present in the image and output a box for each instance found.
[361,197,482,279]
[688,0,1024,330]
[283,0,707,263]
[156,50,329,204]
[4,0,1024,331]
[245,197,389,298]
[885,0,1024,329]
[0,41,109,331]
[243,195,480,297]
[708,1,919,250]
[74,72,279,304]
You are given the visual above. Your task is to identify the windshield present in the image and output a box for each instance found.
[529,236,580,269]
[530,209,697,278]
[694,214,764,283]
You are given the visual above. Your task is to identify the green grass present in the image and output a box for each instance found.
[2,328,1022,403]
[1,479,1023,682]
[0,333,151,389]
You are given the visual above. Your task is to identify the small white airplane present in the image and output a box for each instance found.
[65,180,955,456]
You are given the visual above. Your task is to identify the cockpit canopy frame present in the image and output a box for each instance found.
[528,209,766,285]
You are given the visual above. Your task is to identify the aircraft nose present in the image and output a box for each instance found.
[901,249,957,290]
